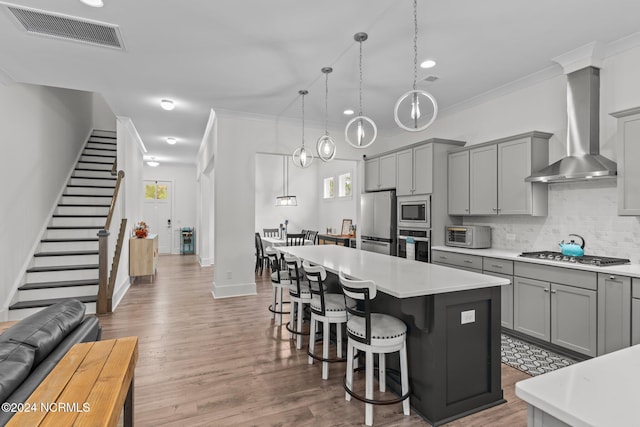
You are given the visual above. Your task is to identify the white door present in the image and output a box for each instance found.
[144,180,173,254]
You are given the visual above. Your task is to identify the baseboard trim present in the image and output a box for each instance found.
[111,277,131,311]
[211,281,256,299]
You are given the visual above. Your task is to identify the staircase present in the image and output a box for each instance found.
[8,130,117,320]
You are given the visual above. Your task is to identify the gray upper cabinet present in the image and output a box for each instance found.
[448,131,551,216]
[397,144,433,196]
[447,150,469,215]
[611,107,640,215]
[364,153,396,192]
[470,144,498,215]
[597,273,631,355]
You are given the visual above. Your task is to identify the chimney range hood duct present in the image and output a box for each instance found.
[525,66,617,183]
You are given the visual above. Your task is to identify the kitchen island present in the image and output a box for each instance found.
[279,245,509,426]
[516,344,640,427]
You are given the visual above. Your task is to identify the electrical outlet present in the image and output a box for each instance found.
[226,271,232,280]
[461,310,476,325]
[506,233,516,241]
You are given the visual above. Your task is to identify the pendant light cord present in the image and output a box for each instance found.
[413,0,418,91]
[301,92,305,147]
[359,40,364,116]
[324,72,329,135]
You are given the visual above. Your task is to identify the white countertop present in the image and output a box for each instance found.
[515,344,640,427]
[432,245,640,278]
[279,245,508,298]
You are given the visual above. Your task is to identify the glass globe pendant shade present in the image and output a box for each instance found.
[292,146,313,168]
[394,89,438,132]
[345,115,377,149]
[316,134,336,162]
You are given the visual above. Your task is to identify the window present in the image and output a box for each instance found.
[145,183,168,200]
[338,173,351,197]
[323,177,335,199]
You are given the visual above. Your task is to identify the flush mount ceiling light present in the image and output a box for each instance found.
[345,32,377,149]
[316,67,337,162]
[276,156,297,206]
[292,90,313,168]
[80,0,104,7]
[160,99,175,111]
[166,137,177,145]
[146,158,159,167]
[394,0,438,133]
[420,59,437,69]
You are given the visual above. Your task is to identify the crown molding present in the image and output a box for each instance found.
[605,31,640,58]
[552,41,606,74]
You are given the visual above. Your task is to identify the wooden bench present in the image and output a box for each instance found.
[7,336,138,427]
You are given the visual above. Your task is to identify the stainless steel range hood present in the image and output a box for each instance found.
[525,66,617,183]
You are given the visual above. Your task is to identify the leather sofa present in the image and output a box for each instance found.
[0,299,101,424]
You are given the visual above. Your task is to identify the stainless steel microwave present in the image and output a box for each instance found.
[397,195,431,229]
[445,225,491,248]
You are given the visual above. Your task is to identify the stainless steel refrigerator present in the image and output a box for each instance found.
[360,190,396,255]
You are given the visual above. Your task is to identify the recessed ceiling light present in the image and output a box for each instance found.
[160,99,175,111]
[343,109,355,116]
[80,0,104,7]
[420,59,437,69]
[166,137,177,145]
[147,161,159,167]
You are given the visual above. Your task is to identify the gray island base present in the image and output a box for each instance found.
[278,245,508,426]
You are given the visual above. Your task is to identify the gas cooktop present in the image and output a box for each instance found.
[519,251,630,267]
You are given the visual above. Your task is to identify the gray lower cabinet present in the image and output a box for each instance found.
[597,273,631,355]
[514,277,550,341]
[514,262,597,357]
[632,279,640,345]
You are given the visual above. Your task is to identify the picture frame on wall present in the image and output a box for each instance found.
[341,219,352,236]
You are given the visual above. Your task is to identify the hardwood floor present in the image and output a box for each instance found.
[98,255,530,426]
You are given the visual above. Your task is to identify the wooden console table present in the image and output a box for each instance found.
[8,336,138,427]
[130,234,158,280]
[317,234,354,247]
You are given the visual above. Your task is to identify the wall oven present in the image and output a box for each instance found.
[397,195,431,229]
[397,228,430,263]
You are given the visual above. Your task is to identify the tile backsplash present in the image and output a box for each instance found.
[464,179,640,263]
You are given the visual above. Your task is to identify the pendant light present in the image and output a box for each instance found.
[292,90,313,168]
[345,32,377,149]
[316,67,337,162]
[276,156,297,206]
[393,0,438,132]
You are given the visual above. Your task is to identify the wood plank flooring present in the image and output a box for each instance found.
[97,255,530,426]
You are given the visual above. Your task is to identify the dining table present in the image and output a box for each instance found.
[262,236,313,248]
[277,244,509,426]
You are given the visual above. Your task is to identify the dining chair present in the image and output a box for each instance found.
[254,233,268,274]
[263,228,280,238]
[339,271,410,426]
[303,260,352,380]
[286,233,306,246]
[305,230,318,245]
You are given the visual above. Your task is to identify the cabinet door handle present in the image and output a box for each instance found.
[492,208,497,211]
[609,275,616,280]
[464,208,469,212]
[543,288,549,292]
[491,264,503,269]
[551,290,557,294]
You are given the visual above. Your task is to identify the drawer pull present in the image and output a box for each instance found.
[551,290,557,294]
[464,260,473,264]
[439,256,448,260]
[543,288,549,292]
[610,275,616,280]
[491,264,503,268]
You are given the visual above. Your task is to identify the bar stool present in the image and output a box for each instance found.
[266,247,290,325]
[339,271,410,427]
[303,260,353,380]
[284,254,311,349]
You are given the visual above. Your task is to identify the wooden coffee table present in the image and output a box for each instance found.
[7,336,138,427]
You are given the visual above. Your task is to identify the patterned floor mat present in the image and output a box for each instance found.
[501,334,577,376]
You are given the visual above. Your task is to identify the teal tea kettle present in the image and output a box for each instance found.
[559,234,585,257]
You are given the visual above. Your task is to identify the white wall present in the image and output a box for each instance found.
[143,163,197,253]
[316,158,358,234]
[92,93,116,132]
[0,82,93,315]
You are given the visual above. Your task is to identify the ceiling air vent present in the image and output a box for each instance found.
[4,4,124,49]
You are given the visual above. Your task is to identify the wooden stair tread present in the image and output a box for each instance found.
[26,264,99,273]
[19,279,99,290]
[9,295,97,310]
[34,250,99,257]
[41,238,99,243]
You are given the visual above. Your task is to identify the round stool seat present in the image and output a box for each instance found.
[289,282,311,297]
[310,293,353,315]
[271,270,289,282]
[347,313,407,347]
